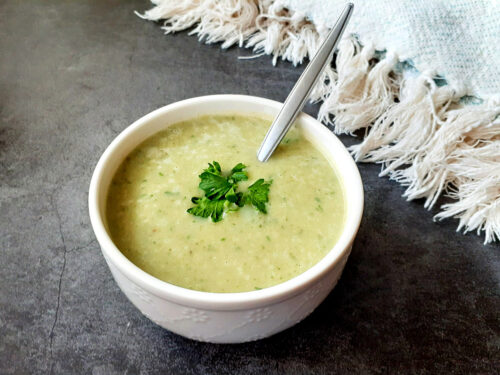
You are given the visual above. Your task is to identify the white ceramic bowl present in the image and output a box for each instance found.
[89,95,363,343]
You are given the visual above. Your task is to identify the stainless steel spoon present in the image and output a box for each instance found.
[257,3,354,162]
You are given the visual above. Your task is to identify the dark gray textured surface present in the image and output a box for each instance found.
[0,1,498,374]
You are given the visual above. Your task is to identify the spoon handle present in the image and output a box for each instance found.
[257,3,354,162]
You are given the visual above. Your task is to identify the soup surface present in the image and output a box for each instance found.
[106,114,345,293]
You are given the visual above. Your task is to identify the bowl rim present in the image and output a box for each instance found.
[89,95,363,310]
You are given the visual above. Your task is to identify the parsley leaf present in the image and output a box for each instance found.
[198,162,248,199]
[198,170,232,200]
[228,163,248,183]
[243,179,272,214]
[187,197,227,222]
[197,162,232,200]
[199,161,248,203]
[205,161,222,175]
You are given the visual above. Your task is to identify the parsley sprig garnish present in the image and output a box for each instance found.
[187,161,272,222]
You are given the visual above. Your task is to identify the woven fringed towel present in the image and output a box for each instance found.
[138,0,500,244]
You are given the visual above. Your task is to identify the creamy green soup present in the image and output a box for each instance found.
[106,115,345,293]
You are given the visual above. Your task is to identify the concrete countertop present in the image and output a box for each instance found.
[0,0,498,373]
